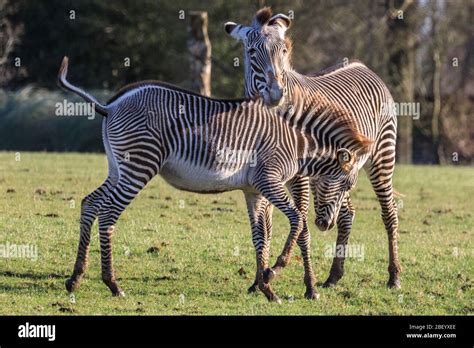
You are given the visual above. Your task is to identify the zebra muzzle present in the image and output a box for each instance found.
[315,217,335,232]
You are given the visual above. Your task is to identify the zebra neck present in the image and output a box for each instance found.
[276,73,364,177]
[276,79,333,133]
[282,72,327,117]
[280,71,357,132]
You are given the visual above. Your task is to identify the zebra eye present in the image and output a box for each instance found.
[282,48,288,55]
[247,48,256,56]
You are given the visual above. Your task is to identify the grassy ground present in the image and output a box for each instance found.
[0,151,472,315]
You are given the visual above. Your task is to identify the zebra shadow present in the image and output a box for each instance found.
[0,270,66,293]
[0,270,65,280]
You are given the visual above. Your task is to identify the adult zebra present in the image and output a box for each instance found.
[225,8,402,289]
[58,56,371,301]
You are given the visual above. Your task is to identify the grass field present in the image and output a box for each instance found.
[0,151,472,315]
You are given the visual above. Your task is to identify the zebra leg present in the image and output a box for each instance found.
[67,120,121,293]
[254,181,304,284]
[97,147,160,295]
[373,179,401,289]
[244,193,279,302]
[97,177,151,296]
[322,194,355,288]
[248,271,259,294]
[367,156,401,289]
[287,177,318,300]
[65,177,117,293]
[297,227,318,299]
[247,198,273,294]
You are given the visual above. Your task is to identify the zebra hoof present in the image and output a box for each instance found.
[247,283,258,294]
[65,278,79,292]
[322,280,338,288]
[262,268,276,284]
[112,288,126,297]
[268,294,282,304]
[304,290,320,300]
[387,279,401,289]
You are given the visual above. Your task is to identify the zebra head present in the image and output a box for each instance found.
[310,148,361,232]
[225,8,292,107]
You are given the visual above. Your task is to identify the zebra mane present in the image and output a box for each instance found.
[107,80,248,104]
[308,60,367,78]
[351,131,373,155]
[307,105,373,156]
[284,36,293,65]
[333,115,373,155]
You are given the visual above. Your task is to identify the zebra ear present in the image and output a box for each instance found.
[337,148,355,173]
[224,22,244,41]
[253,6,273,27]
[224,22,238,34]
[268,14,291,31]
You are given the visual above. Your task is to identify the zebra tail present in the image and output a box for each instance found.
[393,189,406,198]
[57,56,108,117]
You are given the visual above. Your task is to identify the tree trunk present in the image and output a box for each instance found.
[187,11,211,97]
[385,0,416,164]
[430,1,444,164]
[0,0,22,88]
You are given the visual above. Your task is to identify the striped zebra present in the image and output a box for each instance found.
[225,7,402,289]
[58,56,371,301]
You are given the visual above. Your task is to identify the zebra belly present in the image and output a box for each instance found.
[159,158,251,194]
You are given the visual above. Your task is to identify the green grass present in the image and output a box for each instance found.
[0,151,472,315]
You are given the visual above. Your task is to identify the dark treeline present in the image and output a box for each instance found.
[0,0,472,163]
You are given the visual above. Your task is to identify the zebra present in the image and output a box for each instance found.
[57,56,371,301]
[224,7,402,289]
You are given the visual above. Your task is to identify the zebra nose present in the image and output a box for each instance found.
[270,86,283,98]
[266,93,283,107]
[315,218,335,232]
[315,218,328,231]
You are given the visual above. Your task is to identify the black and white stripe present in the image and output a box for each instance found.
[58,56,370,301]
[225,8,401,289]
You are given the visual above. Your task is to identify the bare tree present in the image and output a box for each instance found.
[0,0,23,87]
[430,1,444,164]
[187,11,212,97]
[384,0,417,164]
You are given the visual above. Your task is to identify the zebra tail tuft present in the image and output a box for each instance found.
[57,56,108,117]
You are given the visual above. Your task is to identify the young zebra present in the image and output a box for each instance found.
[58,56,371,302]
[225,7,402,289]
